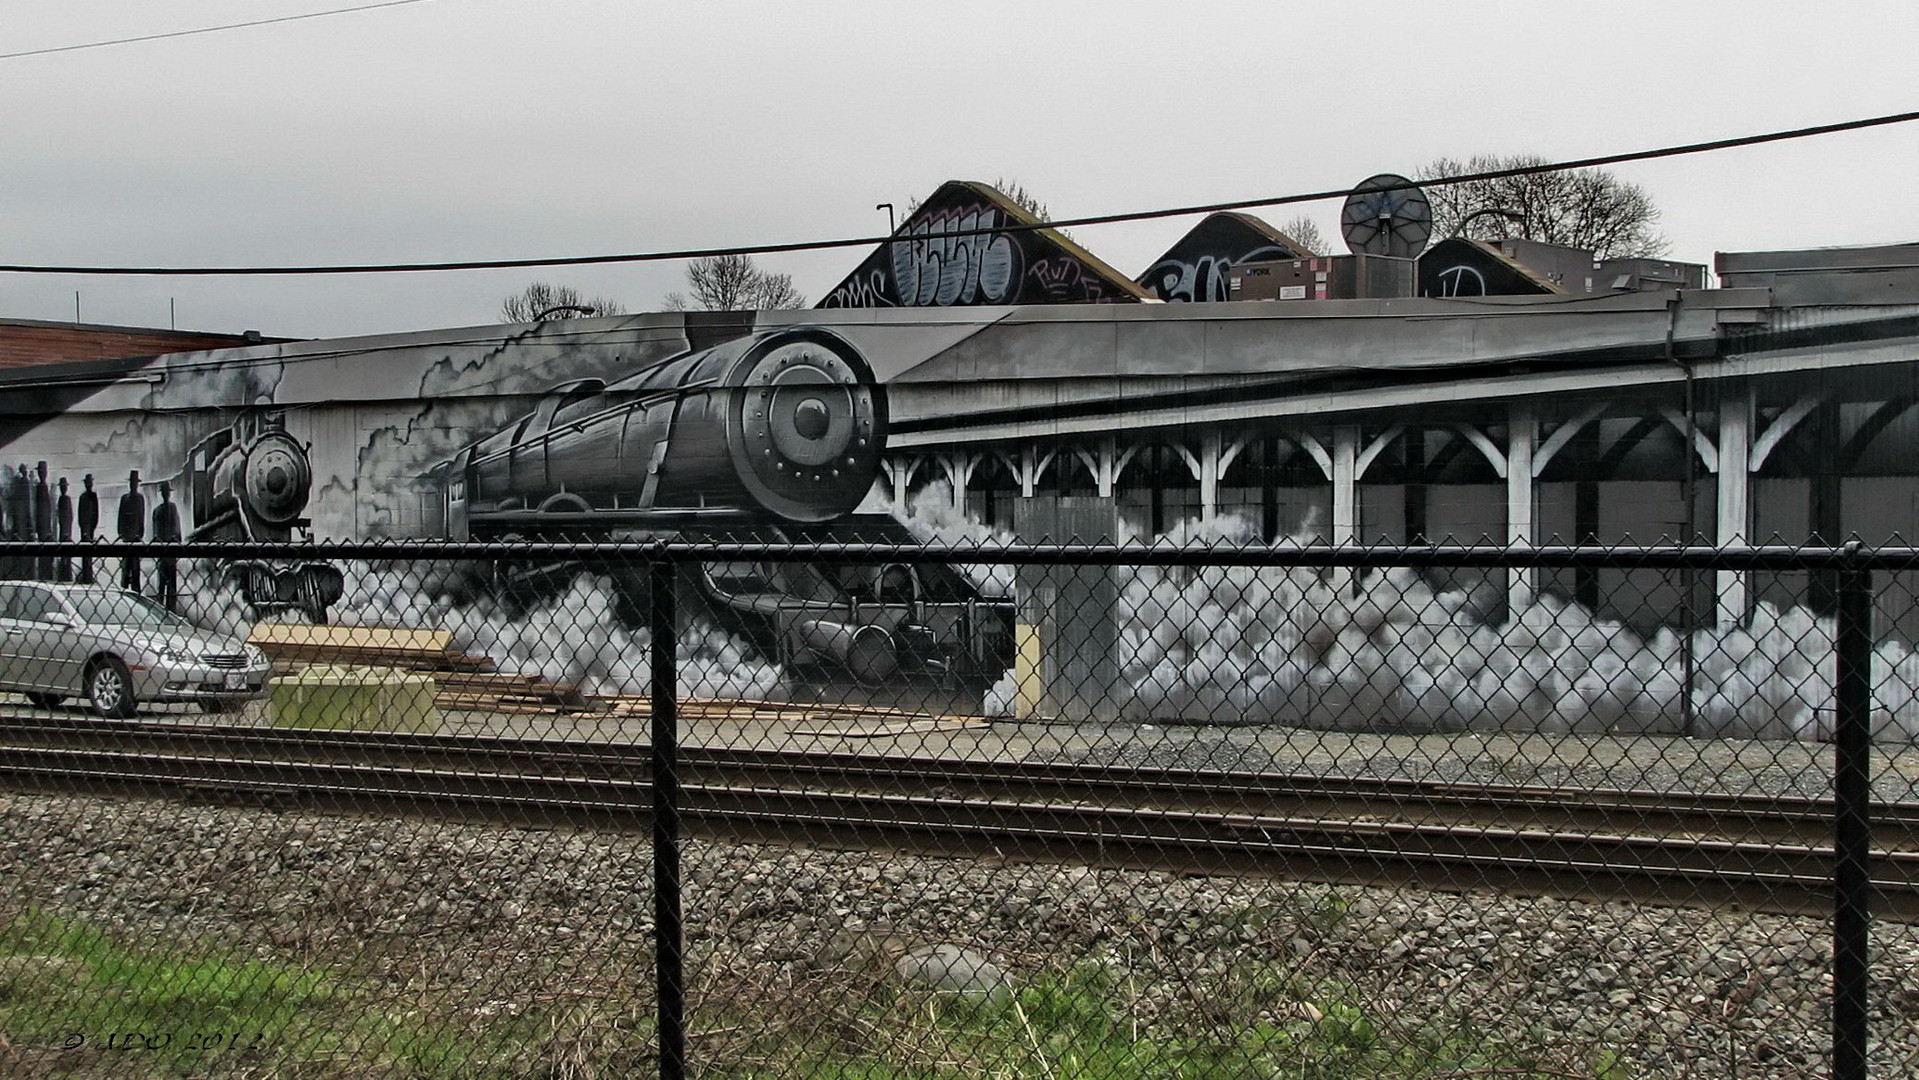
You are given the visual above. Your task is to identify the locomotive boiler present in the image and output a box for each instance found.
[441,326,887,538]
[183,411,344,622]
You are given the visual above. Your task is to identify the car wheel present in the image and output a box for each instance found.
[197,698,245,715]
[86,658,137,719]
[24,692,66,709]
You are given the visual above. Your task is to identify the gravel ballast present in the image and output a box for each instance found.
[3,789,1917,1079]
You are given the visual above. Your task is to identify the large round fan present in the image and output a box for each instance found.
[1340,173,1432,259]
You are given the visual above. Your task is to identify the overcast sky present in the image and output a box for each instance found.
[2,1,1916,340]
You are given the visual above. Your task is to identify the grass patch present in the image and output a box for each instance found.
[1,906,1621,1079]
[700,958,1626,1080]
[0,908,651,1079]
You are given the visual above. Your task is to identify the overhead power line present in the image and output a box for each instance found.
[0,0,441,62]
[4,107,1917,277]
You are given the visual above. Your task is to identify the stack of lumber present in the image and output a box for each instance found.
[433,672,591,713]
[249,624,491,672]
[249,623,593,714]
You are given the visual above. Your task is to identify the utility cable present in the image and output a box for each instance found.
[0,0,440,62]
[3,106,1916,276]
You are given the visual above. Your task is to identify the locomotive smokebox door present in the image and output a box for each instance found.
[725,329,887,523]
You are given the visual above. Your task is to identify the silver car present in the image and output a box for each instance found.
[0,582,271,717]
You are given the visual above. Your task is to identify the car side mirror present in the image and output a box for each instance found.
[40,613,76,628]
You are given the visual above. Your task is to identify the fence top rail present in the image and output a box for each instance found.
[1,537,1914,571]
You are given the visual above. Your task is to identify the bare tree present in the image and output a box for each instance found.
[1418,155,1669,259]
[499,282,627,323]
[661,254,805,311]
[1277,214,1326,256]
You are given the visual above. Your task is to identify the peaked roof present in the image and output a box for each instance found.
[1137,212,1319,302]
[1417,238,1562,298]
[817,180,1148,308]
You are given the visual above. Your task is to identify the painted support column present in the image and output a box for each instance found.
[1071,437,1137,500]
[1199,434,1221,522]
[1171,432,1250,526]
[1331,426,1359,546]
[1301,425,1403,544]
[1300,425,1402,591]
[1715,386,1754,627]
[939,453,980,512]
[998,445,1057,500]
[1506,402,1537,615]
[1461,405,1604,620]
[1326,427,1359,594]
[883,457,922,510]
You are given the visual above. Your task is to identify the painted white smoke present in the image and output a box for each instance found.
[328,564,784,700]
[980,670,1019,718]
[435,573,783,700]
[148,497,1919,741]
[170,557,783,700]
[1114,513,1919,742]
[885,479,1021,716]
[882,478,1017,596]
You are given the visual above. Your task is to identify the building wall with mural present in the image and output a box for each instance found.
[4,246,1919,739]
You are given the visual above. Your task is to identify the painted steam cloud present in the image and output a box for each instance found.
[159,484,1919,741]
[174,558,783,701]
[1113,515,1919,741]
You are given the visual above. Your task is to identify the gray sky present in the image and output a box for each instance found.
[3,0,1916,340]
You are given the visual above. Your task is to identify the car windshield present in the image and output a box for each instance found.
[61,588,189,628]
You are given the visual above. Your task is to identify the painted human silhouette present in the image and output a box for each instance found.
[118,470,146,593]
[2,465,27,579]
[76,474,99,584]
[55,476,73,582]
[32,462,54,579]
[152,480,182,610]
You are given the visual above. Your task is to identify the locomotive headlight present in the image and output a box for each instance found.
[243,431,313,525]
[792,397,831,441]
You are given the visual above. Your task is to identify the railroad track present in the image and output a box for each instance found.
[3,714,1916,920]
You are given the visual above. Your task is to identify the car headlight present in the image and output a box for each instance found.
[154,645,196,665]
[244,645,267,667]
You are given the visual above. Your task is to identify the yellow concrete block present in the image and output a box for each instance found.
[1014,624,1044,720]
[269,664,442,733]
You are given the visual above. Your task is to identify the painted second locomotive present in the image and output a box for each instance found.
[184,412,344,622]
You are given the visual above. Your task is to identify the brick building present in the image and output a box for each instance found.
[0,318,284,371]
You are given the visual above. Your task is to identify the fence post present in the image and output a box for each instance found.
[1833,549,1873,1080]
[650,557,686,1080]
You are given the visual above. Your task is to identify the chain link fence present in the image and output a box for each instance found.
[1,536,1916,1079]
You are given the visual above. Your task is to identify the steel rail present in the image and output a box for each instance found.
[2,718,1915,920]
[1,715,1911,849]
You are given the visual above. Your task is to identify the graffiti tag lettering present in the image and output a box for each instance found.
[889,204,1022,306]
[1143,243,1294,303]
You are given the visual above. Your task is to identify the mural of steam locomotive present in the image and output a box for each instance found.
[183,412,345,622]
[440,326,885,535]
[434,326,1014,689]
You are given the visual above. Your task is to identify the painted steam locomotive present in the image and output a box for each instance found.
[183,412,344,622]
[441,326,886,537]
[435,326,1012,689]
